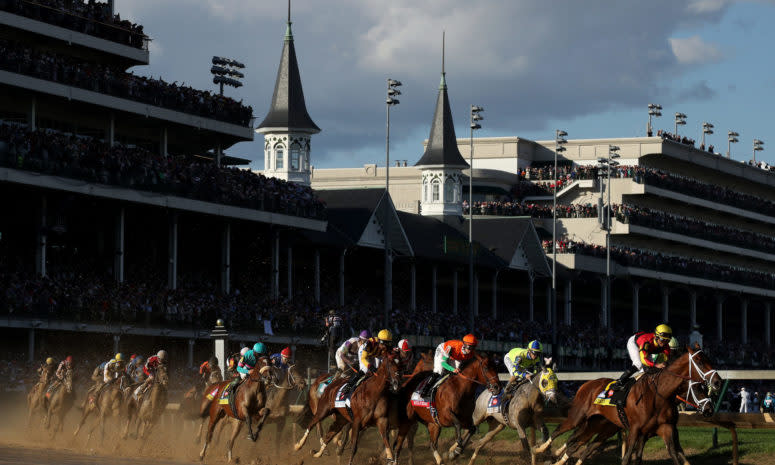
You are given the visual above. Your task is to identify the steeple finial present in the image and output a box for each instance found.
[285,0,293,40]
[440,31,447,89]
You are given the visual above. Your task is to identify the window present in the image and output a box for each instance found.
[276,147,284,169]
[290,144,301,171]
[444,178,454,202]
[423,181,428,202]
[432,180,440,201]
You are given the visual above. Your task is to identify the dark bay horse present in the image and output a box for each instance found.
[43,366,75,438]
[393,353,501,465]
[199,365,271,463]
[123,364,169,440]
[294,348,403,465]
[537,346,721,465]
[263,364,306,443]
[73,377,126,445]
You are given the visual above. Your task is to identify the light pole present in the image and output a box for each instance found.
[597,145,620,328]
[701,122,714,149]
[211,56,245,96]
[553,130,568,340]
[647,104,662,136]
[469,105,483,333]
[727,131,739,159]
[384,78,401,326]
[674,112,687,136]
[754,139,765,163]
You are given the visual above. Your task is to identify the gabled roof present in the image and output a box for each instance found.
[414,72,468,169]
[256,15,319,134]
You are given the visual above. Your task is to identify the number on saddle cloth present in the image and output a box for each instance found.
[412,372,449,407]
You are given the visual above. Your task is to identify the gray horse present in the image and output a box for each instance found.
[463,365,561,465]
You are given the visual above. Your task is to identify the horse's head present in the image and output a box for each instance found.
[64,366,74,394]
[156,364,169,387]
[536,367,559,404]
[287,364,307,391]
[469,354,500,395]
[685,344,722,394]
[377,348,402,393]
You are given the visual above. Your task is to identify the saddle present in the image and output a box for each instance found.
[594,377,637,429]
[412,372,450,407]
[45,380,61,398]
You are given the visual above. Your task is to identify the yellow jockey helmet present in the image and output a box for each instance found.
[655,324,672,343]
[377,329,393,343]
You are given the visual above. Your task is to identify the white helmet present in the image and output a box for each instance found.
[240,347,249,356]
[156,350,168,362]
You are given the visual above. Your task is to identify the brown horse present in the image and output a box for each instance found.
[73,377,126,445]
[199,365,271,463]
[294,348,403,465]
[123,364,169,440]
[26,376,49,427]
[393,353,501,465]
[537,346,721,465]
[43,366,75,439]
[263,363,306,443]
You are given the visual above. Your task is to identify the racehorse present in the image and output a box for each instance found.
[465,365,560,465]
[294,348,403,465]
[73,377,126,445]
[123,364,169,440]
[43,366,75,439]
[535,346,721,465]
[199,365,271,463]
[263,363,306,443]
[26,376,49,427]
[393,353,501,465]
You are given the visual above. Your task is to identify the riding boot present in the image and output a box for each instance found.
[615,365,637,389]
[421,373,438,398]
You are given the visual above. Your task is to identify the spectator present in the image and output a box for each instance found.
[689,325,703,349]
[739,387,750,413]
[763,392,774,413]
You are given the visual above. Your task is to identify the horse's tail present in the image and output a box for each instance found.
[294,402,313,427]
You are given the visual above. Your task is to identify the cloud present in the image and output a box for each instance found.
[669,36,724,64]
[687,0,734,13]
[675,80,717,101]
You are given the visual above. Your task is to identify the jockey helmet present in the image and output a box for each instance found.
[655,324,672,343]
[397,339,411,352]
[240,347,250,357]
[65,355,73,364]
[253,342,267,355]
[669,337,679,350]
[46,357,54,365]
[377,330,393,344]
[281,347,292,358]
[115,353,124,362]
[528,340,543,353]
[359,330,371,340]
[462,334,478,347]
[156,350,168,362]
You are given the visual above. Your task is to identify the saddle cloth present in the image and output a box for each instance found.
[486,392,503,414]
[593,376,636,407]
[410,373,449,408]
[334,383,352,409]
[205,386,220,401]
[317,375,335,396]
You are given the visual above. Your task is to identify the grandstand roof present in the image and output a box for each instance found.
[458,217,551,276]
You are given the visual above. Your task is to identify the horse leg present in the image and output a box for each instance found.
[254,407,270,438]
[536,406,586,454]
[335,423,351,457]
[296,401,334,451]
[620,428,641,465]
[657,424,686,465]
[670,424,689,465]
[467,418,504,465]
[225,418,243,463]
[312,414,348,458]
[345,420,363,465]
[428,423,444,465]
[633,434,648,465]
[445,410,468,460]
[407,422,417,465]
[571,423,620,465]
[376,416,394,465]
[199,410,224,461]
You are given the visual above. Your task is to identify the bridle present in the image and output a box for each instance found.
[270,364,303,390]
[457,357,499,393]
[657,349,717,412]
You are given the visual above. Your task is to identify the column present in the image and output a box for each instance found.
[600,278,606,327]
[29,96,37,131]
[661,286,670,323]
[474,272,479,317]
[632,282,640,332]
[287,245,293,301]
[410,261,417,312]
[221,223,231,294]
[187,339,195,369]
[113,335,120,354]
[564,280,572,325]
[432,265,438,313]
[114,207,125,283]
[741,299,748,344]
[492,271,499,319]
[716,296,723,341]
[107,113,115,147]
[339,250,345,307]
[28,328,35,363]
[167,213,178,290]
[216,143,223,167]
[273,230,280,299]
[543,282,550,323]
[689,291,697,329]
[528,272,535,322]
[314,249,321,304]
[35,195,47,277]
[159,127,168,157]
[765,303,771,346]
[452,270,458,314]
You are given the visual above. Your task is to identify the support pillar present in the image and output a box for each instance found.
[410,262,416,312]
[741,299,748,344]
[216,143,223,167]
[632,282,640,333]
[765,303,771,346]
[187,339,195,369]
[36,195,47,277]
[314,249,321,304]
[564,280,572,324]
[528,272,535,322]
[272,230,280,299]
[661,286,670,323]
[114,207,125,283]
[167,213,178,290]
[716,296,723,341]
[107,113,115,147]
[287,245,293,302]
[492,271,499,319]
[474,272,479,317]
[113,335,120,354]
[599,278,606,327]
[544,282,550,323]
[29,96,37,131]
[339,250,345,307]
[432,265,437,313]
[221,223,231,294]
[160,127,168,157]
[28,328,35,363]
[452,270,458,314]
[689,291,697,329]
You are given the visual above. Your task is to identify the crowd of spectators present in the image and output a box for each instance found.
[0,0,146,49]
[464,201,599,218]
[543,238,775,290]
[0,122,325,219]
[0,39,252,126]
[748,159,775,172]
[657,129,697,149]
[614,204,775,255]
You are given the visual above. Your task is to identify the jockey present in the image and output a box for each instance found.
[55,356,73,381]
[200,357,222,385]
[270,347,293,371]
[433,334,478,375]
[334,330,370,378]
[358,330,393,375]
[134,350,167,399]
[225,352,241,379]
[614,324,672,389]
[38,357,56,387]
[253,342,269,366]
[395,339,414,372]
[127,355,145,384]
[504,340,543,383]
[103,353,126,385]
[91,360,109,387]
[237,348,257,380]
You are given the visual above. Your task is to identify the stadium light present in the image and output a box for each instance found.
[727,131,739,159]
[384,77,401,326]
[674,112,687,136]
[552,128,568,343]
[647,103,662,136]
[595,144,620,328]
[211,56,246,96]
[754,139,765,163]
[469,104,483,333]
[701,122,714,148]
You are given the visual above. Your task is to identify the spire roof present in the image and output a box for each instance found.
[257,1,319,134]
[415,32,468,169]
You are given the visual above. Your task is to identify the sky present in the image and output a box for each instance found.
[119,0,775,170]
